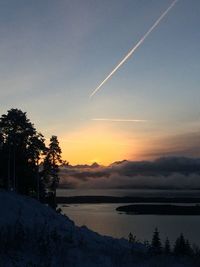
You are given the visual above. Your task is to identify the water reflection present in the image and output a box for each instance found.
[60,203,200,246]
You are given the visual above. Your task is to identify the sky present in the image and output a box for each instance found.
[0,0,200,165]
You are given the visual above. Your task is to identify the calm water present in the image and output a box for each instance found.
[57,188,200,198]
[58,189,200,246]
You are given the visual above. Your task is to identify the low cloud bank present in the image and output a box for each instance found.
[59,157,200,189]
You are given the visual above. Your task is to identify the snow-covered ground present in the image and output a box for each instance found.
[0,191,196,267]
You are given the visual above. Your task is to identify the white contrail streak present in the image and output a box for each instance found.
[90,0,178,98]
[92,118,147,122]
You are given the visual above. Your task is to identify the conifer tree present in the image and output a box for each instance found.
[151,228,162,254]
[0,109,46,195]
[43,135,62,208]
[185,239,192,256]
[128,232,134,243]
[174,233,186,256]
[164,237,171,254]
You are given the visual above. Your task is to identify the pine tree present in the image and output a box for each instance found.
[0,109,46,195]
[151,227,162,254]
[185,239,192,256]
[174,233,186,256]
[164,237,171,254]
[128,232,134,243]
[43,135,62,208]
[0,131,5,188]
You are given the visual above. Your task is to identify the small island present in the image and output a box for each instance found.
[116,204,200,215]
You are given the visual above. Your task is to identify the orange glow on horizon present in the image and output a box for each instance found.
[57,123,188,165]
[59,125,144,165]
[57,125,196,165]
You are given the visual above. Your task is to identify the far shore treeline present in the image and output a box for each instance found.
[0,108,62,208]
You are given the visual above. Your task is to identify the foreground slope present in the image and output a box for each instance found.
[0,191,195,267]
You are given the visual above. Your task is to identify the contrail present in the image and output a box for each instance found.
[92,118,147,122]
[90,0,178,98]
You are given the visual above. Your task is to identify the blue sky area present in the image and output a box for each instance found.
[0,0,200,164]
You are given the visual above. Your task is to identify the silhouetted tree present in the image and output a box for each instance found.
[61,160,69,167]
[151,228,162,254]
[0,109,46,196]
[0,131,5,187]
[164,237,171,254]
[174,233,187,256]
[128,232,134,243]
[185,239,193,256]
[42,135,62,208]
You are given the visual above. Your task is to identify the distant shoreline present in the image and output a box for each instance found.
[116,204,200,215]
[56,195,200,204]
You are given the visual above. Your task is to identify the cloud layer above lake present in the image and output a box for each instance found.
[59,157,200,189]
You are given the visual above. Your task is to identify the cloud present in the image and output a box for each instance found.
[140,132,200,159]
[59,157,200,189]
[92,118,147,123]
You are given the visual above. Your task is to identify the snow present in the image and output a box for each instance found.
[0,190,195,266]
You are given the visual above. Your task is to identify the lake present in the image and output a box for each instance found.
[58,189,200,246]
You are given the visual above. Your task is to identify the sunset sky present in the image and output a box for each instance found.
[0,0,200,165]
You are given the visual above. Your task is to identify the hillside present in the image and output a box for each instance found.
[0,191,195,267]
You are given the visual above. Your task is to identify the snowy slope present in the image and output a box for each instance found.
[0,191,194,267]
